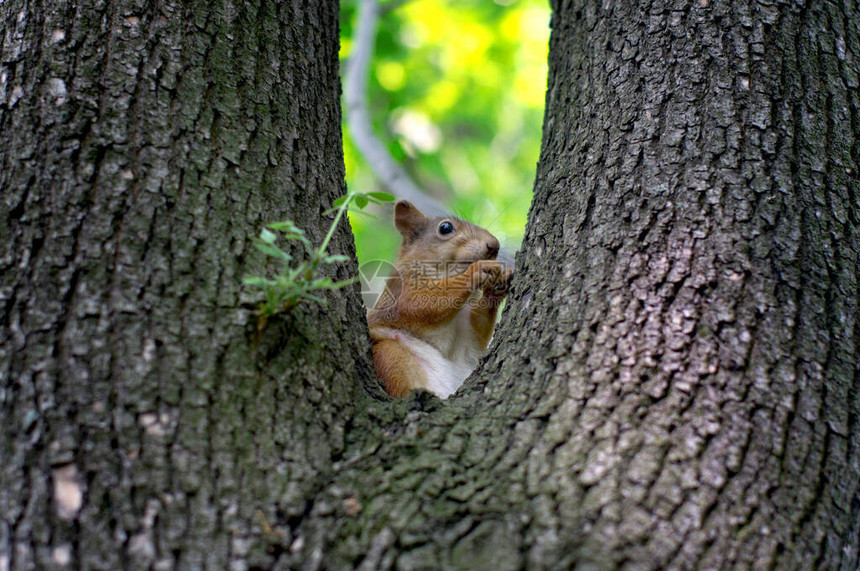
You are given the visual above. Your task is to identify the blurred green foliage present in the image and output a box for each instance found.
[340,0,550,265]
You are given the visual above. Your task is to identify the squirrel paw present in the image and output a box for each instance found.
[486,267,513,296]
[471,260,502,290]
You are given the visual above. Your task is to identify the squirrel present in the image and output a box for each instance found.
[367,200,512,398]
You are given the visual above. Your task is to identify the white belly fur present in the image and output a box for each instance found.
[375,299,486,398]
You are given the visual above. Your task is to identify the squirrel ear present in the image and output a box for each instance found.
[394,200,427,242]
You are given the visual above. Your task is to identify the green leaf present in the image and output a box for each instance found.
[248,191,368,318]
[268,220,304,234]
[253,241,292,261]
[331,277,357,288]
[265,288,278,307]
[286,262,307,281]
[259,228,277,244]
[323,195,351,215]
[322,254,350,264]
[242,275,276,286]
[367,191,396,202]
[283,233,312,249]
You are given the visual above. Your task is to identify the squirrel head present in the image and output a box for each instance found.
[393,201,500,277]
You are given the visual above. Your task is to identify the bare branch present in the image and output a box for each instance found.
[343,0,449,217]
[343,0,516,266]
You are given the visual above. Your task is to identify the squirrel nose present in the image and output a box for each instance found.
[486,238,500,259]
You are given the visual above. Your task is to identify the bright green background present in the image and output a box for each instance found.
[340,0,550,265]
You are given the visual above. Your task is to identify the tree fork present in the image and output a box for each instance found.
[1,0,858,569]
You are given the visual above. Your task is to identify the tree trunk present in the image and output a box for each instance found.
[1,1,375,568]
[1,0,858,570]
[291,1,860,569]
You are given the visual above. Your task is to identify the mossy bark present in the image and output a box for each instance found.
[1,0,859,569]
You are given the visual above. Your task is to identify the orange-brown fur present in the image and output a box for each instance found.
[367,201,512,398]
[371,337,426,398]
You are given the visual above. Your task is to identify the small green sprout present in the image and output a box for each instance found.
[243,191,396,320]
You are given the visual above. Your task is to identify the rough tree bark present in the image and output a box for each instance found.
[294,1,860,569]
[1,1,858,571]
[0,0,374,568]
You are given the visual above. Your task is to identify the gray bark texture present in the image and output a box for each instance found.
[1,0,375,568]
[1,0,858,570]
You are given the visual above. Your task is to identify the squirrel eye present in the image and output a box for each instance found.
[438,221,455,235]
